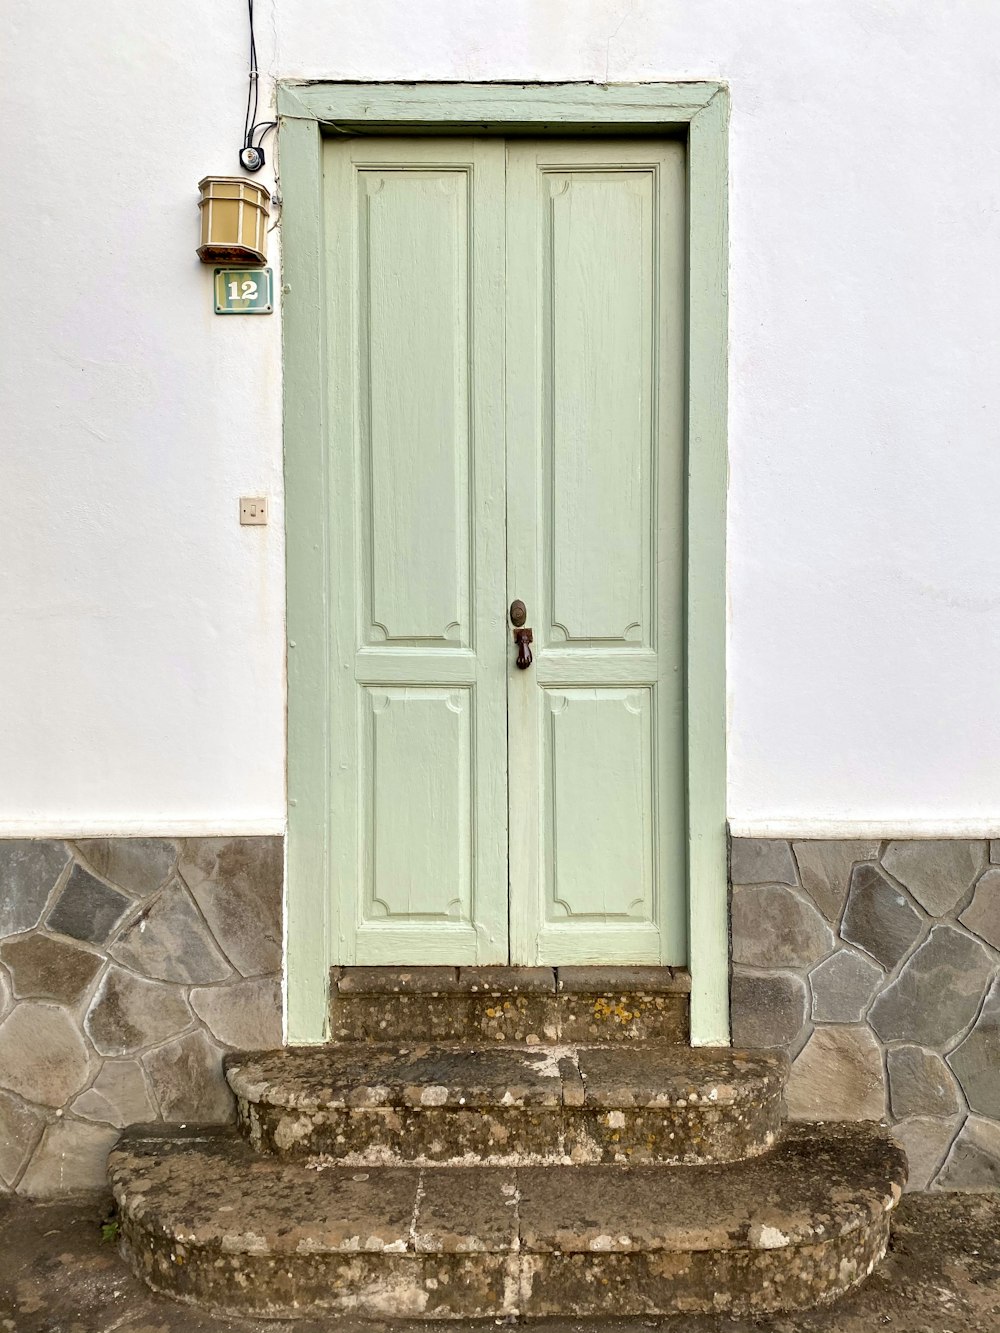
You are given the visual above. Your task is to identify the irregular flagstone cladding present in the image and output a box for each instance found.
[784,1025,885,1121]
[887,1046,961,1120]
[809,948,883,1023]
[947,976,1000,1118]
[937,1115,1000,1190]
[869,925,993,1047]
[890,1115,961,1191]
[730,884,833,968]
[111,879,232,985]
[730,835,1000,1191]
[0,841,70,936]
[882,840,981,917]
[960,868,1000,950]
[841,864,924,969]
[0,933,102,1004]
[0,836,283,1197]
[793,840,880,922]
[730,971,808,1049]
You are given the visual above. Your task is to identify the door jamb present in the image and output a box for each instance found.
[279,81,730,1047]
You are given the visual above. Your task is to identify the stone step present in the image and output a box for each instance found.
[226,1043,787,1165]
[329,965,690,1044]
[110,1122,906,1320]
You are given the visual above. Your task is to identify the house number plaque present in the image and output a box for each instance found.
[213,267,273,315]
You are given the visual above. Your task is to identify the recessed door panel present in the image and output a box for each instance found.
[546,171,654,646]
[544,688,655,923]
[360,169,471,646]
[362,687,472,927]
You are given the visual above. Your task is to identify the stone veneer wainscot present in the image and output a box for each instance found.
[730,837,1000,1191]
[0,838,283,1195]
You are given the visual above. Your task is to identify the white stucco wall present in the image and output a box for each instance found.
[4,0,1000,833]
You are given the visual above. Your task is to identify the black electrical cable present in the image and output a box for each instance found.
[240,0,276,171]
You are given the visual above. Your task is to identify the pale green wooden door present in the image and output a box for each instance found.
[325,137,686,966]
[506,141,687,965]
[325,138,509,964]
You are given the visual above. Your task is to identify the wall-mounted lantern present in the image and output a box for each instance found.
[197,176,269,265]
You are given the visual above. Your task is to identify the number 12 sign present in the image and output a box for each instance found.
[213,268,273,315]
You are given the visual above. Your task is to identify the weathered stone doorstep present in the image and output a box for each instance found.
[226,1043,786,1165]
[330,966,690,1044]
[109,1122,906,1320]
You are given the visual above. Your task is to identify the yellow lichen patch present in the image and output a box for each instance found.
[591,997,636,1027]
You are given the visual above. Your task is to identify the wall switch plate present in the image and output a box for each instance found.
[240,497,268,525]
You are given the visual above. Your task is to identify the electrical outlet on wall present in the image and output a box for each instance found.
[240,497,268,526]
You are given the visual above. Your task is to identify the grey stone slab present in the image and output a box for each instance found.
[991,839,1000,865]
[0,963,9,1019]
[227,1044,787,1166]
[555,965,687,993]
[0,932,102,1004]
[959,867,1000,950]
[0,840,70,937]
[573,1046,787,1109]
[336,966,459,994]
[72,1058,158,1128]
[882,840,986,917]
[0,1002,92,1106]
[16,1119,119,1197]
[112,878,232,984]
[106,1122,906,1317]
[45,865,133,946]
[730,969,808,1049]
[890,1116,960,1191]
[74,838,177,897]
[948,976,1000,1117]
[841,863,924,969]
[516,1122,905,1254]
[227,1043,567,1111]
[143,1029,234,1123]
[414,1167,518,1252]
[888,1045,961,1120]
[810,948,884,1023]
[110,1128,422,1253]
[85,964,192,1056]
[731,883,834,968]
[869,924,994,1048]
[792,840,880,923]
[936,1116,1000,1191]
[729,838,797,886]
[0,1089,44,1188]
[457,967,555,994]
[177,837,282,977]
[190,976,282,1049]
[785,1024,885,1121]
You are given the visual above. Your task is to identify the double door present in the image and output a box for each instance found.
[325,136,686,965]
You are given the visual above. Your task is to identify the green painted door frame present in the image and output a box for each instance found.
[279,81,730,1048]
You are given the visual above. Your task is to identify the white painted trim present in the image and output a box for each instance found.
[0,819,287,838]
[730,819,1000,840]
